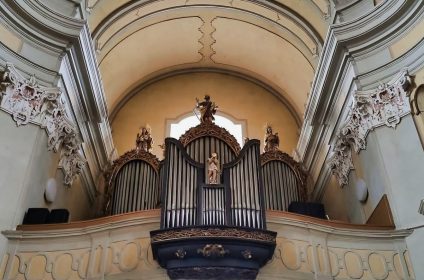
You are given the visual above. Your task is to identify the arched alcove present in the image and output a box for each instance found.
[111,72,300,158]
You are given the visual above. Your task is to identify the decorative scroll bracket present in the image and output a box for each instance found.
[328,69,413,186]
[0,63,86,186]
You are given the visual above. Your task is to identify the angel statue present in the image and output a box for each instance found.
[195,95,218,123]
[136,126,153,152]
[207,152,220,184]
[264,125,280,152]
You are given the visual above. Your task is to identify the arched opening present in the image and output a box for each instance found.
[169,113,245,146]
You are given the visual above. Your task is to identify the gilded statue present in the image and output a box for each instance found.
[136,126,153,152]
[195,95,218,123]
[264,125,279,152]
[207,152,220,184]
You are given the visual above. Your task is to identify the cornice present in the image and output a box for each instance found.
[4,0,84,37]
[3,210,412,241]
[303,0,422,128]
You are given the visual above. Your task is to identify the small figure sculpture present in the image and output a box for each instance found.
[207,152,220,184]
[136,126,153,152]
[195,95,218,123]
[264,125,280,152]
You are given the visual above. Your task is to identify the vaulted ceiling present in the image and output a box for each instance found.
[87,0,330,122]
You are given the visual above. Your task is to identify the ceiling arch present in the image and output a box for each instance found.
[109,67,303,127]
[88,0,329,120]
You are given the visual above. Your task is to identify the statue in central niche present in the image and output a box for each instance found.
[195,95,218,123]
[207,152,220,184]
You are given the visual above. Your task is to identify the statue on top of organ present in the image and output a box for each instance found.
[264,124,280,152]
[135,125,153,152]
[195,94,218,123]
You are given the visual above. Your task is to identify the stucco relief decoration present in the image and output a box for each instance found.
[329,69,412,186]
[0,63,85,185]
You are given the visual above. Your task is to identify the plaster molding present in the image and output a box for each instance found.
[296,0,424,198]
[0,63,85,185]
[301,0,422,132]
[328,69,413,186]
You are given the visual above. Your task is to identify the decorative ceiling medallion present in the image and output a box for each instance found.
[0,63,85,186]
[328,69,413,186]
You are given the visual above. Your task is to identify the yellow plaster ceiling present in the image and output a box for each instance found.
[88,0,329,121]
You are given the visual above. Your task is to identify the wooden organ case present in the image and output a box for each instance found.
[150,119,277,280]
[104,143,161,215]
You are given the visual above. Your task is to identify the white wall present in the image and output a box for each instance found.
[0,110,92,258]
[322,114,424,277]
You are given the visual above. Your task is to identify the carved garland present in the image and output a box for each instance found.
[260,150,308,200]
[328,69,413,186]
[179,122,241,154]
[151,227,276,243]
[0,63,85,185]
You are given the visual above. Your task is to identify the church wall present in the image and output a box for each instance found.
[321,176,350,222]
[322,66,424,277]
[0,110,92,259]
[361,115,424,279]
[112,72,300,159]
[0,111,39,260]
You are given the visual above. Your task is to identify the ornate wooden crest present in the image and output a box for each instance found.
[106,149,160,185]
[179,122,241,154]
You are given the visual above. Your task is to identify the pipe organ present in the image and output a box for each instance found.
[161,139,203,228]
[103,96,307,279]
[105,149,160,215]
[223,140,265,229]
[261,150,307,211]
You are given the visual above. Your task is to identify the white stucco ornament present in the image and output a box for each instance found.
[45,178,57,203]
[328,69,413,187]
[0,63,86,186]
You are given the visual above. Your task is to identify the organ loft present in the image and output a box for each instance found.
[103,96,308,279]
[1,2,422,279]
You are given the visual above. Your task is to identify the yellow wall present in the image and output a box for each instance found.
[111,72,300,158]
[389,16,424,59]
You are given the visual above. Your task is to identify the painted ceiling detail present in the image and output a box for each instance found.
[87,0,327,121]
[198,16,218,63]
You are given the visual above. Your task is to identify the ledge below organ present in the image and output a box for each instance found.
[2,210,414,280]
